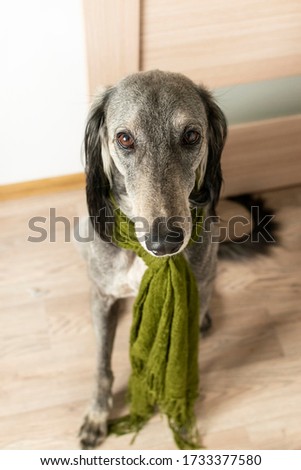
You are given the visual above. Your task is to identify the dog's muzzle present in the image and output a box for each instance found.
[145,217,184,256]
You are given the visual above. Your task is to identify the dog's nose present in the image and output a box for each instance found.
[145,219,184,256]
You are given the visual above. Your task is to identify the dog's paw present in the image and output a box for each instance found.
[79,409,109,449]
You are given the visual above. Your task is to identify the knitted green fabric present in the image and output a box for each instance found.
[108,205,203,449]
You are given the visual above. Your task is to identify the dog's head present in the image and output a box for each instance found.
[85,70,227,256]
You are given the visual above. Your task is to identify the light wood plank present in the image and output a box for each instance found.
[83,0,141,93]
[141,0,301,87]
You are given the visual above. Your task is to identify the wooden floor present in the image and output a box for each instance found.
[0,185,301,450]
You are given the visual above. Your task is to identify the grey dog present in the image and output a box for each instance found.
[77,70,227,449]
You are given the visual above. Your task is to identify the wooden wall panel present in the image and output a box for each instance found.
[83,0,140,94]
[222,115,301,197]
[141,0,301,88]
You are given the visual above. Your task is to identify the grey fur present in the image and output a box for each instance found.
[77,70,227,449]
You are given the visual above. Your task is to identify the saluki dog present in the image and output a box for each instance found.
[78,70,227,448]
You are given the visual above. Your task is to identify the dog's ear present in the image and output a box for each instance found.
[190,86,227,214]
[85,88,114,241]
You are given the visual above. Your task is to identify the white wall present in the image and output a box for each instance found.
[0,0,89,184]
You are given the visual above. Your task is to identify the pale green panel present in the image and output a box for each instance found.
[213,76,301,125]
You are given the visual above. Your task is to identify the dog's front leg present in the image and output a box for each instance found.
[79,286,120,449]
[187,234,219,335]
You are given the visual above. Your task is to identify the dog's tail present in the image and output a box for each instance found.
[218,194,279,260]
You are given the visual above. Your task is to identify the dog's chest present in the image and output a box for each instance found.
[126,255,147,295]
[110,252,147,298]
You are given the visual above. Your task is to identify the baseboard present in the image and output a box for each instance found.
[0,173,85,201]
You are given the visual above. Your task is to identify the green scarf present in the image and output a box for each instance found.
[108,204,203,449]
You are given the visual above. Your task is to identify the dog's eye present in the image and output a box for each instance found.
[182,130,201,146]
[116,132,135,150]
